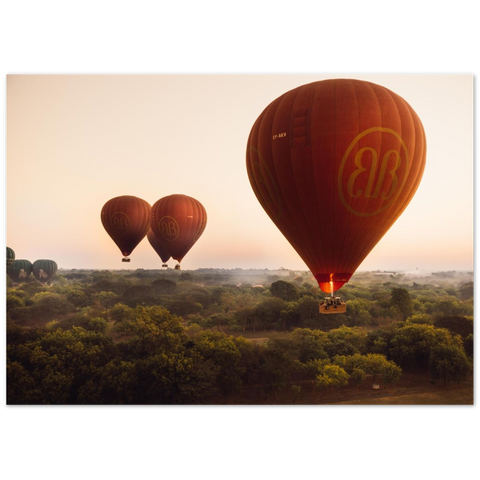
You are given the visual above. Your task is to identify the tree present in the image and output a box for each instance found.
[295,297,322,328]
[77,360,139,404]
[7,294,24,310]
[121,285,156,307]
[259,338,302,401]
[270,280,299,302]
[434,316,473,338]
[464,334,473,358]
[345,298,372,325]
[7,326,118,404]
[134,351,214,404]
[254,297,287,331]
[118,305,188,357]
[431,297,463,317]
[390,323,438,368]
[333,353,402,385]
[405,313,433,325]
[350,368,366,388]
[326,326,367,357]
[390,287,413,319]
[191,330,244,403]
[290,328,329,363]
[315,364,349,390]
[151,278,177,294]
[390,323,463,369]
[65,288,90,308]
[429,344,472,385]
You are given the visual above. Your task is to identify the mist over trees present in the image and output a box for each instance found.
[6,268,473,404]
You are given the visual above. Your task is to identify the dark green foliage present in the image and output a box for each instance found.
[151,278,177,294]
[390,287,413,319]
[434,316,473,338]
[429,343,472,385]
[270,280,299,302]
[6,268,473,404]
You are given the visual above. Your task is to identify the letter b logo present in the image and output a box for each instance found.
[338,127,410,217]
[159,216,180,241]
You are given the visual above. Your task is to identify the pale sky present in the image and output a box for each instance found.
[6,74,473,272]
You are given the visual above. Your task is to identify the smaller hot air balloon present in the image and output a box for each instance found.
[147,229,170,268]
[101,195,151,262]
[7,247,15,268]
[7,259,32,282]
[32,259,58,283]
[151,194,207,270]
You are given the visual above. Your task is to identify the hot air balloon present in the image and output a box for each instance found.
[7,259,32,282]
[246,79,426,312]
[147,229,171,268]
[151,194,207,269]
[101,195,151,262]
[32,259,58,283]
[7,247,15,268]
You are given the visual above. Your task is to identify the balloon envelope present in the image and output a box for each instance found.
[246,79,426,293]
[7,259,32,282]
[151,194,207,263]
[32,259,58,283]
[101,195,151,258]
[147,229,171,264]
[7,247,15,268]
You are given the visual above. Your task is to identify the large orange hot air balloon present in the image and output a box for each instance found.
[151,194,207,268]
[147,229,171,267]
[246,78,426,294]
[101,195,151,262]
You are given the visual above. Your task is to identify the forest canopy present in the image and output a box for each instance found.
[6,268,473,404]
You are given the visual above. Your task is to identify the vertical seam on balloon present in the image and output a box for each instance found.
[272,88,318,272]
[332,79,337,278]
[311,81,328,278]
[382,95,424,225]
[344,82,384,276]
[351,83,384,276]
[338,82,367,276]
[334,79,362,280]
[274,88,313,268]
[186,196,198,262]
[247,106,294,264]
[351,89,415,271]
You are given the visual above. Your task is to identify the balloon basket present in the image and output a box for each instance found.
[319,297,346,314]
[122,258,131,262]
[174,264,181,270]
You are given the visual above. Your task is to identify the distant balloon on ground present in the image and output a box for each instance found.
[7,247,15,268]
[151,194,207,266]
[246,78,426,293]
[32,259,58,283]
[101,195,151,261]
[7,259,33,282]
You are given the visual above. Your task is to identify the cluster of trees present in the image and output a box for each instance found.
[6,269,473,404]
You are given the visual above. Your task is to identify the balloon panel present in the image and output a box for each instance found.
[8,259,33,282]
[151,194,207,263]
[101,195,151,257]
[247,79,426,292]
[147,229,171,264]
[32,259,58,282]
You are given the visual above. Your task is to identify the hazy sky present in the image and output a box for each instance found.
[6,74,473,272]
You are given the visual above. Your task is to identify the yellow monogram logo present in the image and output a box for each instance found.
[338,128,409,216]
[111,212,130,233]
[159,216,180,241]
